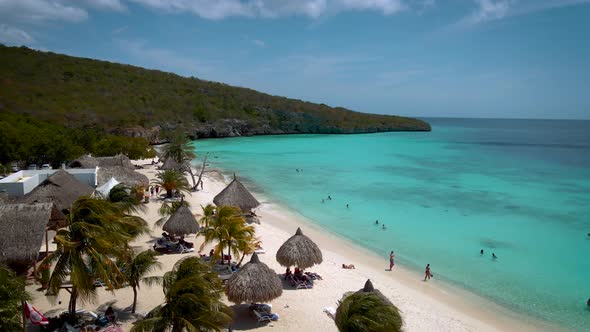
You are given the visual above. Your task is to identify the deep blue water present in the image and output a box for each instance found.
[192,118,590,331]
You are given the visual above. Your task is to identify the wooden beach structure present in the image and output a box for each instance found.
[0,203,53,274]
[97,166,149,188]
[159,158,185,172]
[213,174,260,212]
[225,252,282,304]
[19,169,94,223]
[69,154,135,169]
[276,227,323,270]
[162,205,200,236]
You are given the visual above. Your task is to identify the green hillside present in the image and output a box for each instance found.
[0,45,430,141]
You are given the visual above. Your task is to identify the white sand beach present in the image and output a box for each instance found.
[26,160,560,332]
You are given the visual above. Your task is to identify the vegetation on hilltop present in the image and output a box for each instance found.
[0,45,430,142]
[0,112,155,168]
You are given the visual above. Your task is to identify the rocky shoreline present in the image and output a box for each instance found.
[111,118,432,144]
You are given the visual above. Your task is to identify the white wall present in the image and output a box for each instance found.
[0,168,97,197]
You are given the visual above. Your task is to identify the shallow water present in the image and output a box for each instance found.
[192,118,590,331]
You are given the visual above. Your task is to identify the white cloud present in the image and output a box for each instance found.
[79,0,126,11]
[460,0,590,25]
[0,24,35,45]
[0,0,88,23]
[465,0,513,24]
[0,0,128,25]
[252,39,265,47]
[128,0,406,19]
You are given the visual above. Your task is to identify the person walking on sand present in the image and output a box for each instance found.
[424,264,432,281]
[389,251,395,270]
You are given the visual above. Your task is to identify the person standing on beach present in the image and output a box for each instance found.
[424,264,432,281]
[389,251,395,270]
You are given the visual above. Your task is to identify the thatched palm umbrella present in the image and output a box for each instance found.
[162,205,200,236]
[19,169,94,224]
[160,158,185,172]
[226,252,282,304]
[213,174,260,212]
[0,203,52,274]
[70,154,135,169]
[96,154,135,169]
[356,279,394,307]
[69,155,99,168]
[97,166,149,188]
[276,227,323,269]
[336,279,403,332]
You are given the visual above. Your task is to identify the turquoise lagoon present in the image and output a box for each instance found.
[192,118,590,331]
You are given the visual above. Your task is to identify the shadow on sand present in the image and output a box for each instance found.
[229,304,274,330]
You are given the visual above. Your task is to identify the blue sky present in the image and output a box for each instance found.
[1,0,589,119]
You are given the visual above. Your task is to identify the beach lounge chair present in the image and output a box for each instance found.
[296,280,313,289]
[253,310,273,324]
[323,306,336,320]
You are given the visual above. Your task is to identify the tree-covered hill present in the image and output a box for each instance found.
[0,45,430,142]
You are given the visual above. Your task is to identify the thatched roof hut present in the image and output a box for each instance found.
[18,169,94,223]
[97,166,149,188]
[69,155,99,168]
[213,175,260,211]
[0,203,52,273]
[159,158,185,171]
[70,154,134,169]
[275,227,323,269]
[225,253,282,304]
[356,279,395,307]
[162,205,200,236]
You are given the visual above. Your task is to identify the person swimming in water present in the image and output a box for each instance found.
[382,224,386,230]
[492,253,497,259]
[346,204,349,208]
[328,195,332,200]
[480,249,484,255]
[375,220,379,225]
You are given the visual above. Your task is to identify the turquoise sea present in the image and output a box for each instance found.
[192,118,590,331]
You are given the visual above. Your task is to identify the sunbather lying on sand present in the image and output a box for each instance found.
[342,264,356,269]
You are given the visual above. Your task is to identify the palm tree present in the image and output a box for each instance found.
[151,170,190,199]
[118,250,162,313]
[42,197,148,319]
[0,264,29,331]
[161,131,195,166]
[108,183,143,213]
[199,204,215,228]
[161,131,198,188]
[235,232,261,267]
[131,257,232,332]
[199,206,255,265]
[335,292,403,332]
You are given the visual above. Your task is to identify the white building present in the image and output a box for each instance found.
[0,168,97,198]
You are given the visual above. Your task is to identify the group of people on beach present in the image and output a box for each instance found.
[387,250,433,281]
[144,186,161,202]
